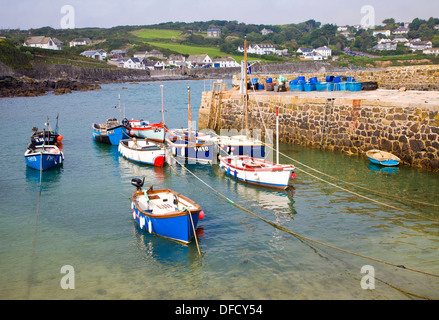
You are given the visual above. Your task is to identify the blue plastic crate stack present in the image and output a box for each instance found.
[288,76,362,92]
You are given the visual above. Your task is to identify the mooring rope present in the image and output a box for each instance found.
[252,99,439,209]
[167,154,439,283]
[255,138,439,222]
[27,151,44,299]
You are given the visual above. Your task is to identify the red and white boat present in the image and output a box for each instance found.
[219,155,295,190]
[124,120,166,143]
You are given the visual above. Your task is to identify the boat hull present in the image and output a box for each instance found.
[169,140,217,163]
[131,189,201,244]
[220,156,295,190]
[92,124,127,146]
[24,146,64,171]
[126,121,166,142]
[216,136,265,159]
[366,149,400,167]
[118,139,166,167]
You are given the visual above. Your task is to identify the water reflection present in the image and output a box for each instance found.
[368,163,399,174]
[132,223,203,267]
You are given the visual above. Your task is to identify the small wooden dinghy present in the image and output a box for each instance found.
[118,138,166,167]
[130,178,205,244]
[24,145,64,171]
[366,149,401,167]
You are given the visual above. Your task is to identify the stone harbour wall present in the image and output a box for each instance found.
[248,65,439,91]
[199,89,439,173]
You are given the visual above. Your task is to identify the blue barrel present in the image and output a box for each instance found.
[251,78,258,84]
[333,77,341,83]
[304,83,316,91]
[298,76,305,81]
[258,84,264,90]
[266,78,272,84]
[309,77,318,83]
[326,75,334,82]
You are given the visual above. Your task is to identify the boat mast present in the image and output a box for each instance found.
[276,107,279,165]
[244,36,249,139]
[160,85,165,124]
[118,94,122,123]
[187,86,194,146]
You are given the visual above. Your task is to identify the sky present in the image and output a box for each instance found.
[0,0,438,30]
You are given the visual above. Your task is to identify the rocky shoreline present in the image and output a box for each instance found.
[0,75,102,97]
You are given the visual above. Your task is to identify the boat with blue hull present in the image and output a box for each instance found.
[92,117,128,145]
[24,145,64,171]
[130,178,205,244]
[30,115,63,146]
[167,129,218,163]
[366,149,401,167]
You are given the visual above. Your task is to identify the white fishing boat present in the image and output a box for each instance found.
[219,37,296,189]
[219,155,295,189]
[118,138,166,167]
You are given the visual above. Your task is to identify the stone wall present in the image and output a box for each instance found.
[199,89,439,172]
[248,65,439,91]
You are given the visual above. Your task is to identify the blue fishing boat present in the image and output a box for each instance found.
[92,117,128,145]
[130,178,205,244]
[24,145,64,171]
[167,129,218,163]
[30,115,63,146]
[366,149,401,167]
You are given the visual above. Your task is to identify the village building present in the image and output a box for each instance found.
[134,51,148,60]
[212,56,240,68]
[186,54,212,68]
[206,29,221,38]
[405,39,433,51]
[110,49,128,58]
[167,54,186,68]
[23,36,63,50]
[373,42,397,51]
[423,48,439,56]
[145,49,164,59]
[80,49,107,60]
[238,44,276,55]
[392,26,410,35]
[372,30,391,37]
[69,38,92,47]
[314,46,332,59]
[261,28,273,36]
[117,57,144,69]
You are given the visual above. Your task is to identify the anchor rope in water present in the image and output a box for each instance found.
[167,154,439,281]
[27,150,44,298]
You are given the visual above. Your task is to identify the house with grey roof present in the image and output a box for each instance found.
[186,54,212,67]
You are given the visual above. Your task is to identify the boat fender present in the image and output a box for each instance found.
[140,216,146,229]
[234,170,237,178]
[291,172,297,179]
[57,135,63,142]
[226,167,230,176]
[199,210,205,220]
[148,219,152,234]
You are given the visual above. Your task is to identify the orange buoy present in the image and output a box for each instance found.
[57,135,63,141]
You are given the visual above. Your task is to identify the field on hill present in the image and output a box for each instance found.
[131,29,183,41]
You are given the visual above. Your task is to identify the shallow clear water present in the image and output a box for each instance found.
[0,79,438,300]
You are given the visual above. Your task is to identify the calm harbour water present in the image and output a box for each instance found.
[0,79,438,300]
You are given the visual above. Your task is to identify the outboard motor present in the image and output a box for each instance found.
[131,177,144,191]
[121,118,130,127]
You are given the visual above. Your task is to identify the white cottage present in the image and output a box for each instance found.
[24,36,63,50]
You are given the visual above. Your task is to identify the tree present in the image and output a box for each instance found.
[382,18,396,30]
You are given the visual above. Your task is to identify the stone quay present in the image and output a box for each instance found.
[198,66,439,173]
